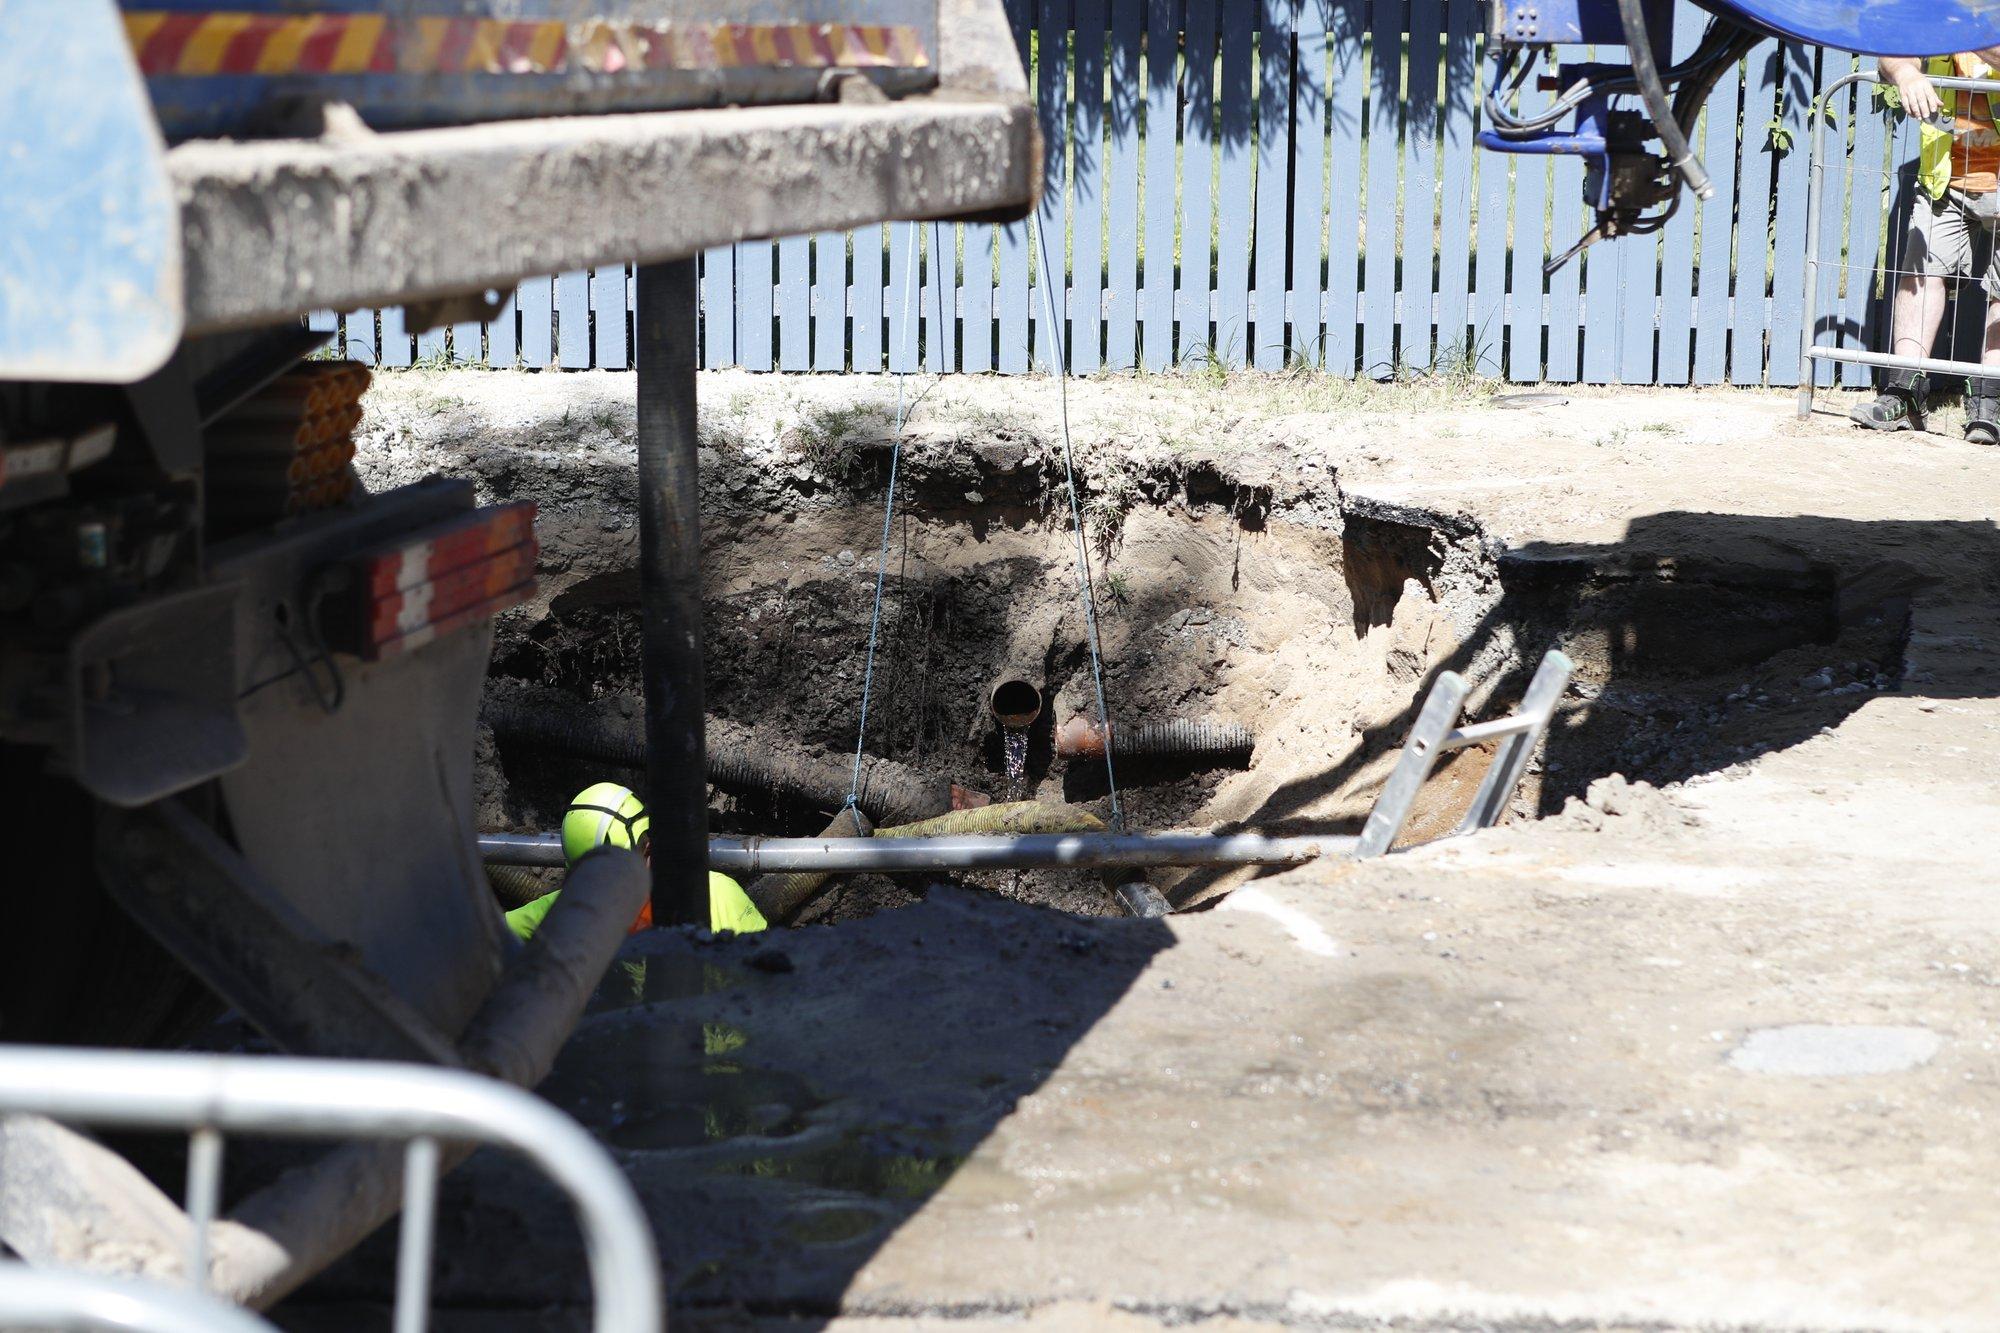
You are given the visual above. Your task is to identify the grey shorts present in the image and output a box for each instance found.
[1903,189,2000,300]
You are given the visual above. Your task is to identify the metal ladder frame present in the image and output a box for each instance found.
[1354,649,1575,858]
[0,1047,662,1333]
[0,1265,282,1333]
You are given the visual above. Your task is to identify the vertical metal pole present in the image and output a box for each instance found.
[393,1136,440,1333]
[185,1127,223,1293]
[635,260,709,928]
[1798,75,1840,417]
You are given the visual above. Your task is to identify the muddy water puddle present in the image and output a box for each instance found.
[547,954,969,1253]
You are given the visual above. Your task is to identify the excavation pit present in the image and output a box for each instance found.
[356,375,1915,923]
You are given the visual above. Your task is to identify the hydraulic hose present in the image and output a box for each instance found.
[1617,0,1712,199]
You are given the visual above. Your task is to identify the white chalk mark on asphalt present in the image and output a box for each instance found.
[1219,887,1340,957]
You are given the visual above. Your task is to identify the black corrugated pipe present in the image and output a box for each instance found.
[635,259,708,928]
[1055,717,1255,768]
[481,701,964,828]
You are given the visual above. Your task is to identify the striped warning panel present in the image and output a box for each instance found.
[124,11,929,76]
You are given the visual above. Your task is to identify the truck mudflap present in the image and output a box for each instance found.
[210,477,536,1035]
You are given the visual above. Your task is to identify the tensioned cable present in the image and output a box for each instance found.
[1031,213,1124,832]
[847,222,923,809]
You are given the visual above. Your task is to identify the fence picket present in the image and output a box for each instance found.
[1543,163,1586,381]
[998,0,1033,373]
[1615,219,1657,383]
[1731,39,1783,384]
[1251,0,1292,368]
[1216,0,1255,366]
[1142,0,1182,369]
[963,225,996,373]
[1073,0,1108,373]
[379,307,413,368]
[415,318,445,365]
[1693,53,1745,383]
[594,266,629,370]
[778,237,811,371]
[487,291,517,367]
[1579,208,1620,382]
[701,248,734,368]
[1107,0,1143,368]
[1765,42,1814,386]
[855,224,887,373]
[1361,0,1402,376]
[1653,3,1706,385]
[1036,0,1072,371]
[450,312,483,365]
[1290,0,1329,368]
[814,233,847,371]
[928,223,955,371]
[1505,83,1548,381]
[554,270,588,369]
[735,245,773,372]
[1179,0,1219,364]
[1432,0,1475,374]
[1471,51,1510,378]
[1402,0,1441,370]
[342,311,377,364]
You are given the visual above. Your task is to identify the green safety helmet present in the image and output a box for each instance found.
[561,782,650,865]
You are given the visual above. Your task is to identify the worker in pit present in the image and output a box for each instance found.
[1853,47,2000,443]
[505,782,768,939]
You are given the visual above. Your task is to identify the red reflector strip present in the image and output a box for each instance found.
[359,501,536,600]
[370,580,537,661]
[365,539,538,646]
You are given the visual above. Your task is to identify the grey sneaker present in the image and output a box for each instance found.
[1849,382,1927,431]
[1967,378,2000,445]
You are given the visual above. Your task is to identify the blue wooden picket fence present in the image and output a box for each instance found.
[317,0,1920,387]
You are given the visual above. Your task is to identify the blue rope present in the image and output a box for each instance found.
[1032,215,1124,833]
[848,223,922,808]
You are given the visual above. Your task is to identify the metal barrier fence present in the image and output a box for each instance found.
[1800,70,2000,412]
[0,1047,661,1333]
[317,0,1920,385]
[0,1265,281,1333]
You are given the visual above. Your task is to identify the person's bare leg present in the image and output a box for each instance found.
[1891,268,1949,362]
[1854,257,1944,429]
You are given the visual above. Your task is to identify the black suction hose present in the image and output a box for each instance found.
[1617,0,1713,199]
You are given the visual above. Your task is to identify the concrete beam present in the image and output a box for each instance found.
[170,98,1037,336]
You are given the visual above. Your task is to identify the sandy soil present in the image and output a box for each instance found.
[305,368,2000,1331]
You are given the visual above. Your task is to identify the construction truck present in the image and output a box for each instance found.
[0,0,1037,1307]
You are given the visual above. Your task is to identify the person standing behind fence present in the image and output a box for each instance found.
[1853,49,2000,444]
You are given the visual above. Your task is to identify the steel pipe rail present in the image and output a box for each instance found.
[482,830,1355,872]
[0,1265,280,1333]
[0,1047,661,1333]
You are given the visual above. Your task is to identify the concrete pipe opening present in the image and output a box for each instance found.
[989,679,1044,730]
